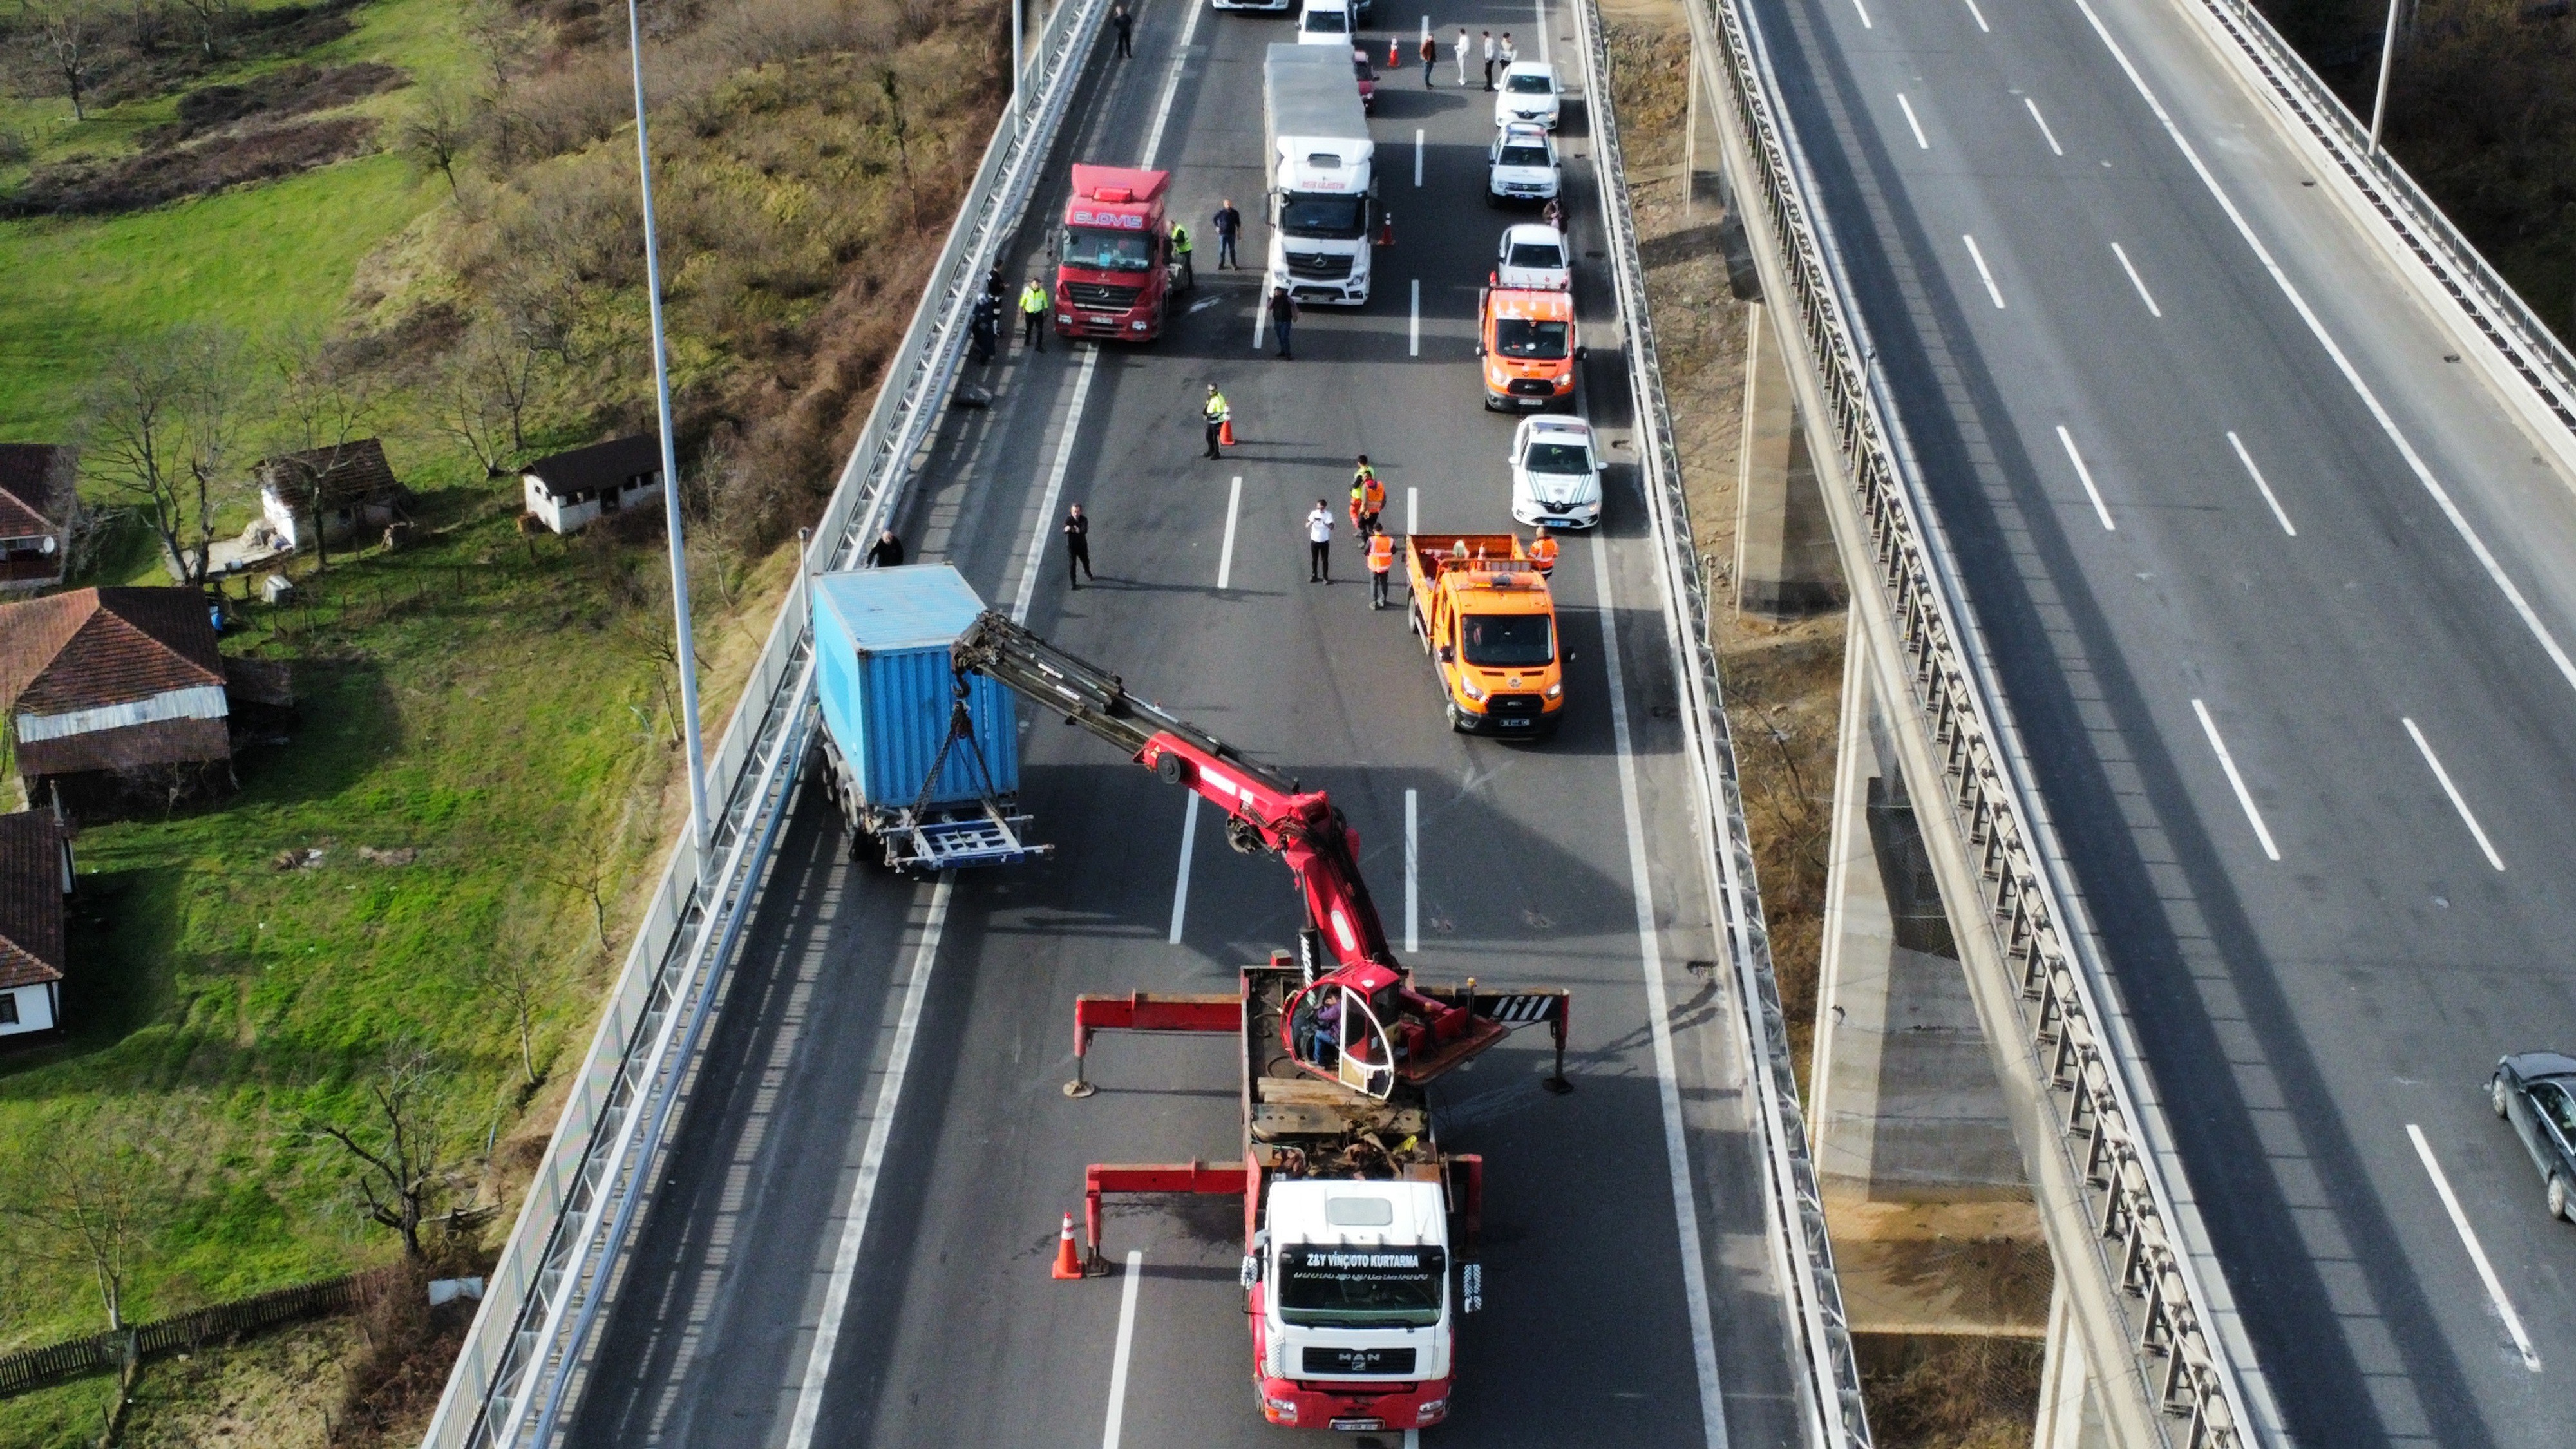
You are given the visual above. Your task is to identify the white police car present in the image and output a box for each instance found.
[1493,62,1562,129]
[1508,415,1603,528]
[1486,123,1560,206]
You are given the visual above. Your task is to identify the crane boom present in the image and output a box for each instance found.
[953,611,1398,972]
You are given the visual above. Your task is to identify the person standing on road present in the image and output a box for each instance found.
[1213,199,1242,269]
[1112,1,1134,56]
[1419,31,1437,87]
[1454,26,1470,84]
[1528,524,1558,575]
[1267,285,1298,359]
[866,529,905,568]
[1498,32,1517,68]
[1018,277,1049,352]
[1481,29,1497,88]
[968,291,999,363]
[1170,219,1194,289]
[1307,500,1336,583]
[1366,523,1395,609]
[1204,385,1231,459]
[1349,455,1384,537]
[1063,504,1095,588]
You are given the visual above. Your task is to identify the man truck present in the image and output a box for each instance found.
[1054,164,1174,342]
[1405,534,1566,735]
[1264,44,1377,307]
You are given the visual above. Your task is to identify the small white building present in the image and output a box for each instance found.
[253,439,405,553]
[0,810,71,1039]
[522,436,664,535]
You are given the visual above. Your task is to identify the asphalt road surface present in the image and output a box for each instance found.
[564,2,1817,1444]
[1746,0,2576,1439]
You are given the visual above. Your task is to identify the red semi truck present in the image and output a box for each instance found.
[949,612,1573,1434]
[1054,164,1175,342]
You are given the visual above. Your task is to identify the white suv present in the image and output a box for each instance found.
[1296,0,1354,45]
[1485,123,1560,206]
[1493,62,1562,129]
[1508,415,1603,528]
[1495,223,1571,290]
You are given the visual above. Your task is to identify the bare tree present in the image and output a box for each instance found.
[171,0,232,59]
[0,1108,171,1332]
[400,82,473,198]
[19,0,107,121]
[473,953,546,1086]
[85,328,244,585]
[265,327,378,571]
[876,67,920,231]
[305,1043,460,1262]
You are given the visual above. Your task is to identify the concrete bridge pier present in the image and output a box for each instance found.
[1734,303,1842,619]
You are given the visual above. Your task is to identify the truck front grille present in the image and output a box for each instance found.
[1285,251,1356,280]
[1487,694,1545,719]
[1301,1345,1417,1376]
[1507,377,1557,397]
[1064,281,1143,310]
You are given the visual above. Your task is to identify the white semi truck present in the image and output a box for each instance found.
[1263,43,1377,307]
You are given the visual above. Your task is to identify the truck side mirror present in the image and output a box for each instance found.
[1438,644,1455,663]
[1240,1254,1261,1291]
[1461,1262,1483,1314]
[1575,346,1589,360]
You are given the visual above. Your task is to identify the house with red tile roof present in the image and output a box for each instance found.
[0,444,79,593]
[0,809,71,1039]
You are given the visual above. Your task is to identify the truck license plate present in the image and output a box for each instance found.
[1329,1419,1385,1432]
[1499,717,1532,728]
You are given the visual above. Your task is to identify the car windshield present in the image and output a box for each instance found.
[1062,227,1153,271]
[1493,318,1570,359]
[1507,242,1564,269]
[1461,614,1555,668]
[1498,144,1551,168]
[1524,441,1591,473]
[1280,195,1368,237]
[1277,1245,1445,1329]
[1303,8,1347,31]
[1508,72,1553,93]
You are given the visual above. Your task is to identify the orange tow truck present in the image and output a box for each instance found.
[1475,279,1579,412]
[1404,534,1564,736]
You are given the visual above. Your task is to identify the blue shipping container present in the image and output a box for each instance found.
[811,566,1021,814]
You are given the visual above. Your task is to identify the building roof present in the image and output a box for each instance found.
[0,444,76,540]
[0,810,67,989]
[253,437,401,507]
[0,587,225,719]
[524,435,663,502]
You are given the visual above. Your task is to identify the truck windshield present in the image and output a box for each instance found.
[1063,227,1154,271]
[1278,1245,1446,1328]
[1492,319,1570,359]
[1280,196,1368,238]
[1461,614,1555,668]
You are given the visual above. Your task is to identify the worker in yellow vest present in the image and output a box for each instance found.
[1528,524,1559,575]
[1366,523,1396,609]
[1348,455,1385,538]
[1170,220,1195,289]
[1204,385,1231,459]
[1018,278,1050,352]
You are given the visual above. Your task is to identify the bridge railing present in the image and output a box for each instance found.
[1570,0,1868,1443]
[417,0,1110,1441]
[1683,0,2263,1441]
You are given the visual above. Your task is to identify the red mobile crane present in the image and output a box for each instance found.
[952,612,1572,1432]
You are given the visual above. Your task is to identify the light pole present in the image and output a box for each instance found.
[2367,0,2403,153]
[1011,0,1025,120]
[626,0,712,876]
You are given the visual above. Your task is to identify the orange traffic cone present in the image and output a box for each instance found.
[1052,1212,1086,1280]
[1219,418,1236,448]
[1388,36,1401,66]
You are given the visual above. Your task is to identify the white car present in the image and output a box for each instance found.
[1493,62,1562,129]
[1508,415,1604,528]
[1495,223,1571,290]
[1485,123,1560,206]
[1296,0,1354,45]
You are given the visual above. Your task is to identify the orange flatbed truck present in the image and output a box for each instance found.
[1404,534,1565,736]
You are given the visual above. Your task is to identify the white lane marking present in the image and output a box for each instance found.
[1407,485,1419,536]
[2024,97,2064,156]
[2192,698,2280,861]
[1100,1249,1147,1447]
[783,876,952,1449]
[1138,0,1206,168]
[1218,475,1244,587]
[1535,0,1551,64]
[2227,431,2297,536]
[1896,92,1928,150]
[2110,242,2161,317]
[1415,128,1425,186]
[1590,528,1733,1449]
[1410,279,1422,357]
[1420,13,1429,40]
[2402,717,2505,871]
[1170,794,1202,942]
[2056,426,2116,531]
[1405,788,1420,953]
[1012,348,1102,623]
[2407,1124,2542,1372]
[1962,232,2005,308]
[1850,0,1873,28]
[2070,0,2576,703]
[1963,0,1991,30]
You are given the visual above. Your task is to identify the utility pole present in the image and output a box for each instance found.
[1011,0,1025,120]
[2367,0,2401,153]
[627,0,713,878]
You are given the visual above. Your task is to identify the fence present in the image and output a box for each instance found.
[417,0,1112,1443]
[1682,0,2260,1439]
[0,1268,395,1400]
[1569,0,1868,1443]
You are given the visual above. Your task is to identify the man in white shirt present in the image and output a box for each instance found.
[1306,501,1336,583]
[1481,29,1497,89]
[1498,32,1517,68]
[1455,27,1470,84]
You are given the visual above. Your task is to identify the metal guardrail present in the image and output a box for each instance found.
[2184,0,2576,435]
[419,0,1110,1441]
[1569,1,1868,1444]
[1689,0,2260,1441]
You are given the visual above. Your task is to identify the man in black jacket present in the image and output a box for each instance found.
[1063,504,1095,588]
[865,530,905,568]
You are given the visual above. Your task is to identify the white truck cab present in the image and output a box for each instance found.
[1250,1179,1463,1432]
[1265,44,1378,305]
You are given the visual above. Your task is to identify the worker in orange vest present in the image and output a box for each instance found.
[1528,524,1559,575]
[1348,455,1385,538]
[1366,522,1396,609]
